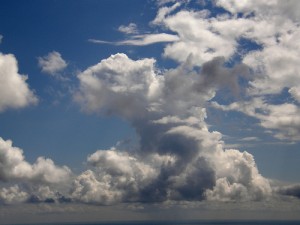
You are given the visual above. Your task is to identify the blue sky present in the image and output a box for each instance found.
[1,0,300,223]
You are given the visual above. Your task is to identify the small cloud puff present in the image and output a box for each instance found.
[118,23,138,34]
[38,51,67,75]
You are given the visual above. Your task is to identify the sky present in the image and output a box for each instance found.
[1,0,300,223]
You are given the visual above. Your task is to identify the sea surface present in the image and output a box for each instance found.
[15,221,300,225]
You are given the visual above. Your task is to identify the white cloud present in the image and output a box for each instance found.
[241,137,260,142]
[87,149,156,179]
[259,104,300,141]
[118,23,138,34]
[0,137,73,204]
[289,87,300,103]
[0,53,38,112]
[38,51,67,75]
[0,185,29,204]
[216,0,300,22]
[152,10,238,65]
[0,137,71,184]
[71,149,160,204]
[71,169,123,205]
[243,34,300,95]
[0,35,3,44]
[156,0,180,6]
[151,2,182,25]
[212,100,300,141]
[89,33,179,46]
[75,53,160,119]
[206,149,272,201]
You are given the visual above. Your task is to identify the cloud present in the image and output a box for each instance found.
[276,184,300,199]
[241,137,260,142]
[151,2,181,25]
[151,0,300,106]
[0,35,3,44]
[289,87,300,103]
[159,0,297,141]
[156,0,181,6]
[206,149,272,201]
[0,136,75,205]
[38,51,68,75]
[0,185,29,204]
[75,53,158,119]
[212,100,300,141]
[89,33,179,46]
[216,0,300,22]
[152,10,239,65]
[74,53,272,204]
[0,137,72,204]
[0,137,71,184]
[0,53,38,112]
[118,23,138,34]
[71,149,159,205]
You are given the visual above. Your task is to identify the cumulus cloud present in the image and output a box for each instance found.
[206,150,272,201]
[0,185,29,204]
[74,52,272,204]
[75,53,158,119]
[0,137,72,204]
[38,51,68,75]
[0,137,71,183]
[71,149,159,205]
[0,53,38,112]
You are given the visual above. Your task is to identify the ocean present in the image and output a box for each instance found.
[22,221,300,225]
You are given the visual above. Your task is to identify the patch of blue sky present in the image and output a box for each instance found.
[0,102,135,169]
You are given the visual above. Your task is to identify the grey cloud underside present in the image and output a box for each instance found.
[277,185,300,199]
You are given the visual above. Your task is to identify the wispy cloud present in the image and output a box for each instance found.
[89,33,179,46]
[241,136,260,142]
